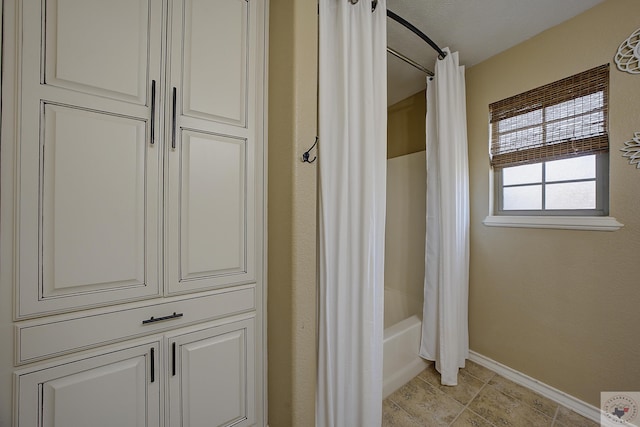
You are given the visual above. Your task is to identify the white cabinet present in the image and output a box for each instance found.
[16,340,162,427]
[14,0,263,317]
[2,0,266,425]
[15,317,256,427]
[167,318,255,427]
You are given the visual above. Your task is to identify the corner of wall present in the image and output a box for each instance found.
[267,0,318,425]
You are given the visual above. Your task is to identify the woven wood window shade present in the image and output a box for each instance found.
[490,64,609,169]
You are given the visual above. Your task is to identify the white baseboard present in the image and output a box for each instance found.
[469,351,601,423]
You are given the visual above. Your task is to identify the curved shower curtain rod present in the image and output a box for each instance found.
[363,0,447,59]
[385,9,447,60]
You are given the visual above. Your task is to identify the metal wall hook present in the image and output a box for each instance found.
[302,136,318,163]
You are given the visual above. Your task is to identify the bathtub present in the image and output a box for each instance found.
[383,151,428,397]
[383,314,429,398]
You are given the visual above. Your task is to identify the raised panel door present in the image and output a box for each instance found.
[167,318,255,427]
[17,0,164,317]
[166,0,259,295]
[16,341,161,427]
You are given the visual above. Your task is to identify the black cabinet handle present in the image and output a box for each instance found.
[150,80,156,145]
[142,312,184,325]
[172,342,176,376]
[150,347,155,383]
[171,87,177,149]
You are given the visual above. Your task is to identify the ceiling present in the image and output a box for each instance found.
[386,0,605,106]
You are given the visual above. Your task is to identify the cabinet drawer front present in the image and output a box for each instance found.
[17,286,255,364]
[168,318,255,427]
[16,340,161,427]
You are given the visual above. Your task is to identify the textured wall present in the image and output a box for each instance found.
[466,0,640,407]
[267,0,318,425]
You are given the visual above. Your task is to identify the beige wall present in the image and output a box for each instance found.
[466,0,640,407]
[388,91,426,158]
[267,0,318,425]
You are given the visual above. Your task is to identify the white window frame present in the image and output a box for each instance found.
[494,153,609,217]
[484,65,622,231]
[482,213,623,231]
[485,155,622,231]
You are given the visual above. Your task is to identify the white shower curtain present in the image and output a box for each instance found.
[317,0,387,425]
[420,48,470,386]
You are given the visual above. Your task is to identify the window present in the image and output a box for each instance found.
[490,64,609,216]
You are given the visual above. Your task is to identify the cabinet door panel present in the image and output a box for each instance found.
[16,342,160,427]
[168,318,255,427]
[177,0,248,125]
[167,130,255,294]
[181,131,245,277]
[18,103,161,317]
[42,104,146,294]
[43,0,158,104]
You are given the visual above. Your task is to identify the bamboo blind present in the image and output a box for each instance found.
[490,64,609,169]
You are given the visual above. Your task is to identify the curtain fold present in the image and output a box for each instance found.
[317,0,387,425]
[420,48,470,386]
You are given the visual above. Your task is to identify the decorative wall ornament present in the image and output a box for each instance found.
[615,28,640,74]
[621,133,640,168]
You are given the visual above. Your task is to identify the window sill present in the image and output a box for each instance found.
[482,215,623,231]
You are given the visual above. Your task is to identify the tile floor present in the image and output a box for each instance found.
[383,361,599,427]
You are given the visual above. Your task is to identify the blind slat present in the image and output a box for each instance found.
[490,135,609,168]
[490,64,609,169]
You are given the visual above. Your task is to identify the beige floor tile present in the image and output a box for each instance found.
[463,360,496,383]
[418,365,486,405]
[553,406,600,427]
[451,409,497,427]
[382,363,600,427]
[389,377,465,426]
[417,363,440,385]
[489,374,558,418]
[382,399,422,427]
[468,384,554,427]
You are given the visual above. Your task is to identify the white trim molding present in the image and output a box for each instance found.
[469,351,602,423]
[483,215,623,231]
